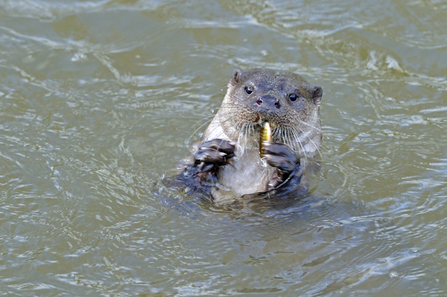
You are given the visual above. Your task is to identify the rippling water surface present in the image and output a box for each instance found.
[1,0,447,295]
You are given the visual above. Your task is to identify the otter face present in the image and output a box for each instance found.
[211,68,323,158]
[225,68,322,128]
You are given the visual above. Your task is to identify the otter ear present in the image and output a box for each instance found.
[311,85,323,105]
[230,69,243,86]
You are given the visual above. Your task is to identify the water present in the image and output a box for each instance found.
[0,0,446,295]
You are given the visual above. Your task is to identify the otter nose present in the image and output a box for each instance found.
[255,95,281,109]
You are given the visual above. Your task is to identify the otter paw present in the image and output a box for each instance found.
[195,139,235,166]
[262,142,299,175]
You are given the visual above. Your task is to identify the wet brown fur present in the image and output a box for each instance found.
[181,68,322,201]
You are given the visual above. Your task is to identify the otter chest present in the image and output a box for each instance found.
[216,150,275,196]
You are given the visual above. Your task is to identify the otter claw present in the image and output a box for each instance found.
[195,139,235,166]
[262,142,299,175]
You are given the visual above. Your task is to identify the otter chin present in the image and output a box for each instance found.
[177,68,323,202]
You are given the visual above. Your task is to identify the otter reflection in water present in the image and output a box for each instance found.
[176,68,323,202]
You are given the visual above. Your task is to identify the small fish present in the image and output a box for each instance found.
[260,121,272,157]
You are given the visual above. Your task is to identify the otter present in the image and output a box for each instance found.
[176,68,322,202]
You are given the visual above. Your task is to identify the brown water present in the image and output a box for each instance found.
[1,0,447,295]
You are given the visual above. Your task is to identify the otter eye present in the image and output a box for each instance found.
[244,85,254,94]
[289,93,298,101]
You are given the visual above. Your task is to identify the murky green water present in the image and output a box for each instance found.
[1,0,447,295]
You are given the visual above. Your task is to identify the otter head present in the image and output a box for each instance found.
[216,68,323,158]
